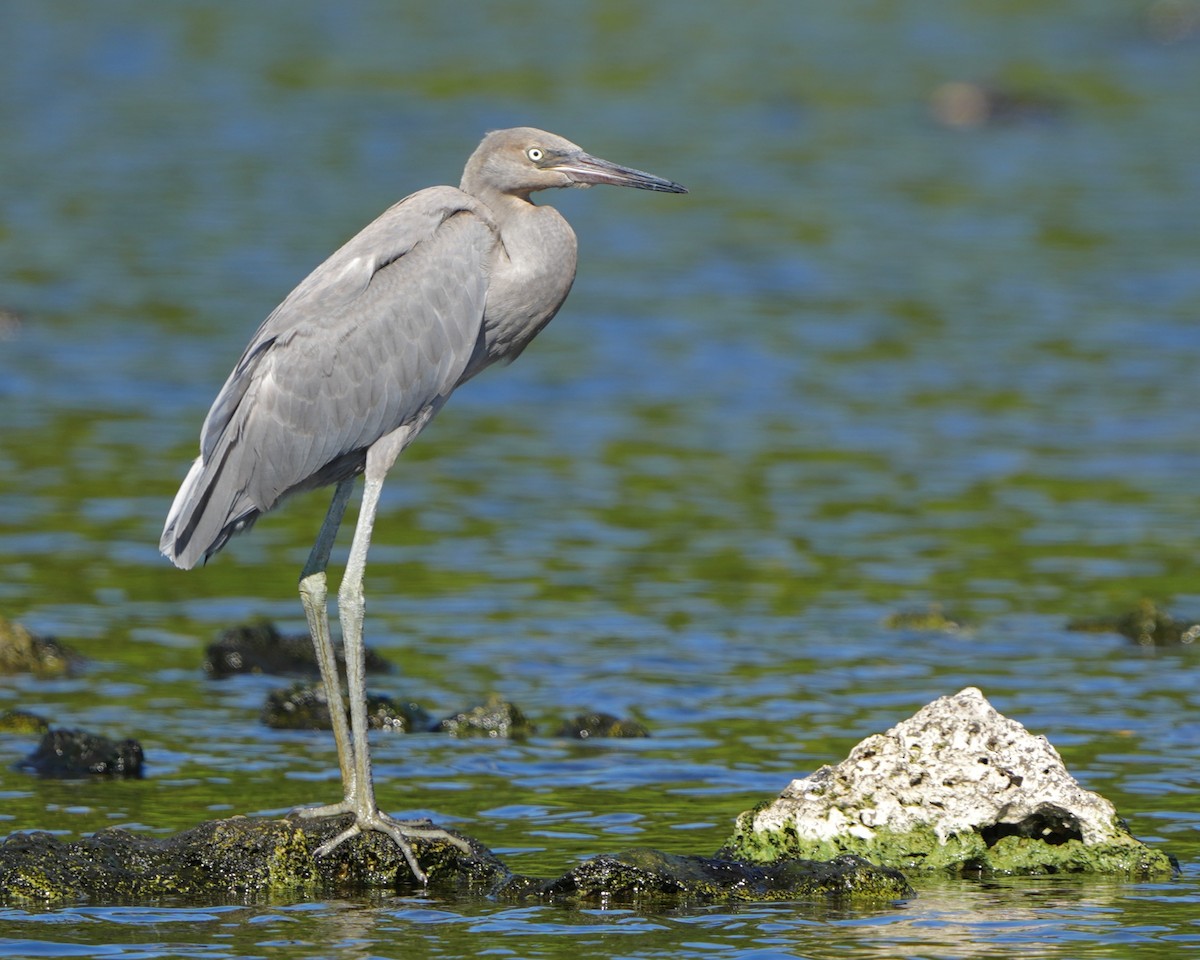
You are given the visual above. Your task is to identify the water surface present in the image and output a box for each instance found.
[1,2,1198,957]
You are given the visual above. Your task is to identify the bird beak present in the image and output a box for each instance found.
[551,153,688,194]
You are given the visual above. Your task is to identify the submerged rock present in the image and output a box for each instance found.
[555,712,649,739]
[265,690,642,740]
[722,687,1173,878]
[204,621,391,678]
[263,682,431,733]
[1068,599,1200,647]
[927,81,1064,129]
[882,604,968,633]
[437,694,535,739]
[0,710,50,735]
[528,849,910,904]
[0,814,909,905]
[0,814,495,902]
[0,619,80,677]
[19,728,144,779]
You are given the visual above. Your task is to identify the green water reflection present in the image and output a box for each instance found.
[2,0,1199,957]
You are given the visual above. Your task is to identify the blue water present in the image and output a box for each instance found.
[1,2,1198,957]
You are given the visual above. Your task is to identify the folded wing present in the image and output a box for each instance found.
[161,187,495,569]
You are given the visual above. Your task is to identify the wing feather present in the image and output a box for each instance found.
[161,186,495,568]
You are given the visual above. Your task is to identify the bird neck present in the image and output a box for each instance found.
[465,182,538,225]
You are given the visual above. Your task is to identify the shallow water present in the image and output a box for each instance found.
[2,1,1199,957]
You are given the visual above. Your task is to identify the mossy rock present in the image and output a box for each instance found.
[0,815,497,903]
[0,815,910,906]
[204,621,392,678]
[262,682,431,732]
[721,813,1173,879]
[0,619,79,677]
[524,848,911,904]
[722,689,1176,879]
[437,694,535,739]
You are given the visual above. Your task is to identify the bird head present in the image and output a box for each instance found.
[461,127,687,200]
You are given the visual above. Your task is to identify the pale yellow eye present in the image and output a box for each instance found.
[526,147,544,162]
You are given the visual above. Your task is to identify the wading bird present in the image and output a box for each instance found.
[160,127,686,882]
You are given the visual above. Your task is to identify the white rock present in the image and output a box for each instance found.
[753,687,1118,846]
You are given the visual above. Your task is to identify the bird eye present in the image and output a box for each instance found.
[526,147,544,162]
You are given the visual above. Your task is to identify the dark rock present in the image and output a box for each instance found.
[882,604,967,633]
[0,814,909,905]
[555,712,649,739]
[1068,599,1200,647]
[437,694,534,739]
[0,619,81,677]
[18,729,144,779]
[0,710,50,735]
[263,682,431,733]
[526,849,911,904]
[928,81,1065,129]
[204,621,392,678]
[0,814,498,902]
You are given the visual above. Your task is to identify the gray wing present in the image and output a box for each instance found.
[161,186,496,569]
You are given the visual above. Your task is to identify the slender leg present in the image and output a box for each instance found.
[312,466,470,882]
[296,478,357,815]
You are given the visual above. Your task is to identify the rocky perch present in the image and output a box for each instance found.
[0,687,1172,904]
[0,814,911,905]
[721,687,1174,878]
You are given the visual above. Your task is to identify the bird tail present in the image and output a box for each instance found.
[160,449,260,570]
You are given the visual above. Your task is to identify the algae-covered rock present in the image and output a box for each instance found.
[204,621,391,678]
[0,815,907,906]
[555,712,649,739]
[0,618,80,677]
[262,682,431,732]
[0,814,497,903]
[19,728,145,779]
[1068,599,1200,647]
[0,710,50,735]
[527,848,911,904]
[722,688,1173,878]
[437,694,535,739]
[882,604,968,633]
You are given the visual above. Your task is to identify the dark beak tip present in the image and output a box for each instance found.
[561,156,688,195]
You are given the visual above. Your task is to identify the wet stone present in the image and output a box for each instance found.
[927,80,1065,129]
[0,618,81,678]
[262,682,431,733]
[0,710,50,735]
[554,712,649,739]
[19,728,144,779]
[0,814,910,905]
[524,849,911,905]
[0,815,499,903]
[882,604,968,633]
[1068,599,1200,647]
[722,687,1174,878]
[204,621,392,678]
[437,694,535,739]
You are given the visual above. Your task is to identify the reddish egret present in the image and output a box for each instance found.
[161,127,686,882]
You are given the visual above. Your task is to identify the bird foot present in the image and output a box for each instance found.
[311,809,472,885]
[294,799,356,820]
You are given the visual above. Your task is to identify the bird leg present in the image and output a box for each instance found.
[296,478,358,814]
[313,468,471,883]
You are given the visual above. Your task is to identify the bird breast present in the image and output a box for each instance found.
[476,204,579,368]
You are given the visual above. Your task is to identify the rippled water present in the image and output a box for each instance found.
[2,2,1199,957]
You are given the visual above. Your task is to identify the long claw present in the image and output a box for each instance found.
[295,800,356,820]
[310,813,471,885]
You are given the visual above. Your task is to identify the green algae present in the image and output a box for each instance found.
[0,815,909,905]
[0,618,79,678]
[721,812,1175,879]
